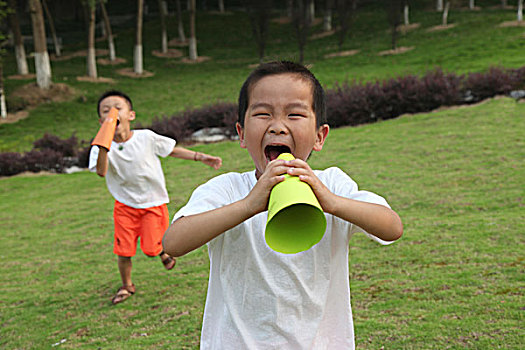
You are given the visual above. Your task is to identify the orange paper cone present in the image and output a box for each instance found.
[91,107,118,150]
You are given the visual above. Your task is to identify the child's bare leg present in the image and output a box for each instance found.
[117,256,133,286]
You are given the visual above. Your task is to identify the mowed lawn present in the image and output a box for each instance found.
[1,97,523,349]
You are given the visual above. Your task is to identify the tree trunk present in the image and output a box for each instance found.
[158,0,168,53]
[99,0,116,61]
[501,0,507,7]
[134,0,144,74]
[518,0,523,22]
[218,0,224,12]
[469,0,475,9]
[0,63,6,118]
[42,0,61,57]
[293,0,310,64]
[87,4,98,78]
[437,0,443,11]
[176,0,186,42]
[29,0,52,89]
[442,1,450,26]
[323,0,332,31]
[7,0,29,75]
[404,3,409,25]
[189,0,198,60]
[307,0,315,25]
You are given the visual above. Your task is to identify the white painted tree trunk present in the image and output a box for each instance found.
[518,0,523,22]
[189,0,198,60]
[0,65,6,118]
[437,0,444,11]
[159,0,168,53]
[29,0,52,89]
[99,0,116,61]
[501,0,507,7]
[87,48,98,78]
[404,4,410,25]
[134,45,143,74]
[442,1,450,26]
[307,0,315,25]
[108,37,116,61]
[218,0,224,12]
[35,52,52,89]
[176,0,186,42]
[15,45,29,75]
[323,10,332,31]
[469,0,475,9]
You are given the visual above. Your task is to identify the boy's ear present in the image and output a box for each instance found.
[129,111,136,121]
[313,124,330,152]
[235,122,246,149]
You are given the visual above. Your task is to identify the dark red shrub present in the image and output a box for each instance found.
[0,152,26,176]
[33,133,78,157]
[23,149,64,173]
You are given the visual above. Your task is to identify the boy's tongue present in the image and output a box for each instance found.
[265,145,291,161]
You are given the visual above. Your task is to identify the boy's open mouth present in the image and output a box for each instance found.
[116,119,120,126]
[265,145,291,162]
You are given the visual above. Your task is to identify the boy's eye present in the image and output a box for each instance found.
[253,113,270,117]
[289,113,306,118]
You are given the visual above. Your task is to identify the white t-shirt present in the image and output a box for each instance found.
[173,167,394,350]
[89,129,176,209]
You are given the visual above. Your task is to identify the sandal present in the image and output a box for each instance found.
[111,284,135,305]
[161,254,176,270]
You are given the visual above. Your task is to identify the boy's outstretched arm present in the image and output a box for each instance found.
[169,147,222,169]
[287,159,403,242]
[96,147,109,177]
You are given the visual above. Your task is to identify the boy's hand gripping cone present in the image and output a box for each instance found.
[265,153,327,254]
[91,107,118,150]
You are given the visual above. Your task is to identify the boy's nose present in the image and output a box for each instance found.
[268,118,288,135]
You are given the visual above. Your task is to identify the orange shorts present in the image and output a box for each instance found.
[113,201,169,257]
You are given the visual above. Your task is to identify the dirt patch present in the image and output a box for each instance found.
[7,74,36,80]
[311,29,337,40]
[2,82,77,124]
[180,56,212,64]
[427,23,457,32]
[499,20,525,28]
[272,17,292,25]
[397,23,421,34]
[76,76,116,84]
[50,49,109,62]
[324,49,360,59]
[97,57,127,65]
[152,49,184,58]
[116,68,155,78]
[378,46,414,56]
[168,38,189,47]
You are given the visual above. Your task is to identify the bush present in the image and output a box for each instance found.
[0,152,26,176]
[33,133,78,157]
[23,149,65,173]
[463,67,517,103]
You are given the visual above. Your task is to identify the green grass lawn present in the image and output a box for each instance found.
[1,1,524,348]
[1,97,523,349]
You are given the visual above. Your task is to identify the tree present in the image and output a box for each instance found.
[518,0,523,22]
[29,0,53,89]
[188,0,198,60]
[7,0,29,75]
[41,0,61,56]
[323,0,333,32]
[158,0,168,53]
[442,0,451,26]
[388,0,404,50]
[85,0,97,78]
[134,0,144,73]
[1,1,7,118]
[292,0,311,64]
[437,0,443,11]
[469,0,475,9]
[335,0,357,50]
[218,0,224,12]
[245,0,273,63]
[99,0,116,61]
[404,0,410,26]
[175,0,186,42]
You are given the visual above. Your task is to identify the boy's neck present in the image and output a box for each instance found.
[114,128,133,143]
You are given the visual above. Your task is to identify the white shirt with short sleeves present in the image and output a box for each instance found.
[172,167,394,350]
[89,129,176,209]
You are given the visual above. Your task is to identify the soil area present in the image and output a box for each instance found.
[152,49,184,58]
[378,46,414,56]
[1,83,77,124]
[116,68,155,78]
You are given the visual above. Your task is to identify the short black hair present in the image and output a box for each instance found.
[237,61,327,128]
[97,90,133,117]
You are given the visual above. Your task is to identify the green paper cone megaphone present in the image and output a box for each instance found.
[265,153,327,254]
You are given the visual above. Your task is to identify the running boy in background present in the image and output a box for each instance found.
[89,90,222,305]
[163,61,403,349]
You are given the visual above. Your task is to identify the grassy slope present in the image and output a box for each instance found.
[1,98,523,349]
[1,1,524,348]
[1,2,524,152]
